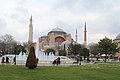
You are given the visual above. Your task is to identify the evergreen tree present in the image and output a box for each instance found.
[59,50,66,56]
[68,43,74,56]
[68,43,81,56]
[14,45,26,55]
[26,46,37,69]
[46,48,55,55]
[81,48,89,61]
[98,37,119,62]
[73,44,82,55]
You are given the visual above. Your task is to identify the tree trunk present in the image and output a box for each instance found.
[104,54,107,62]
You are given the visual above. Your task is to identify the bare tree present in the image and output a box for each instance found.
[22,42,29,48]
[0,34,17,55]
[89,43,98,56]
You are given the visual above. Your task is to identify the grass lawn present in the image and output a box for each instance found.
[0,62,120,80]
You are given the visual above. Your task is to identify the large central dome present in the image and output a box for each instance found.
[51,27,64,32]
[48,27,66,35]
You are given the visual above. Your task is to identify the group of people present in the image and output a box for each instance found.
[1,56,9,63]
[1,56,16,64]
[1,56,61,65]
[52,57,61,65]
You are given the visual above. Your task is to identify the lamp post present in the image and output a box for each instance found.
[79,52,81,65]
[14,55,16,65]
[14,46,17,65]
[56,42,60,55]
[0,51,2,57]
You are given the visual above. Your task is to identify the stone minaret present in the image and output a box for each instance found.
[84,22,87,48]
[28,16,33,45]
[76,29,78,43]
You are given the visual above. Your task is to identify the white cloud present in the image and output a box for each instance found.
[0,0,120,44]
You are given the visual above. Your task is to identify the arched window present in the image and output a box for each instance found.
[55,36,65,43]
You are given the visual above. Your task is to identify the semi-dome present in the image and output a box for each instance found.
[61,41,71,46]
[115,33,120,40]
[61,41,71,50]
[48,27,66,35]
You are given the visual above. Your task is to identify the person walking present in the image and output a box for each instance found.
[1,57,5,63]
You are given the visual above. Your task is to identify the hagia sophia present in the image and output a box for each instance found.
[28,16,87,55]
[39,27,73,55]
[28,16,120,55]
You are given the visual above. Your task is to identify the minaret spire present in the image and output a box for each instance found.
[28,15,33,45]
[30,15,32,21]
[84,22,87,48]
[76,28,78,43]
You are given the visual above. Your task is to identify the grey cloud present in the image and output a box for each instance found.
[0,18,7,35]
[54,20,83,31]
[103,12,120,34]
[10,14,19,19]
[53,0,119,15]
[15,7,28,14]
[87,13,120,38]
[53,0,120,34]
[0,18,6,28]
[1,0,120,42]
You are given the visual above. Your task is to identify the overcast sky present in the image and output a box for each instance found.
[0,0,120,44]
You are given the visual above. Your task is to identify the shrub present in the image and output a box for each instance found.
[59,50,66,56]
[46,48,55,55]
[26,46,37,69]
